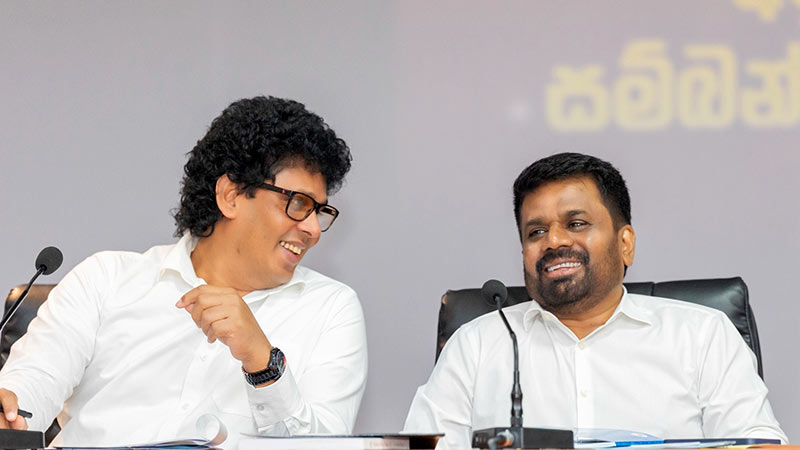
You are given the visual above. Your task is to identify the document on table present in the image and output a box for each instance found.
[238,433,443,450]
[55,414,227,450]
[574,429,781,449]
[574,428,664,448]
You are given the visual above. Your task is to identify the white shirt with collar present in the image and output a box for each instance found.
[0,234,368,448]
[404,288,787,448]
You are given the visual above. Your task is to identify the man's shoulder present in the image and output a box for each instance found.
[457,300,531,336]
[293,266,358,299]
[438,301,532,364]
[626,292,729,325]
[79,242,179,279]
[89,242,175,265]
[91,242,174,261]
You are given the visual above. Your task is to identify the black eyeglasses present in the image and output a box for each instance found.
[258,183,339,232]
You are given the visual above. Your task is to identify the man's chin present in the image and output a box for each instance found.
[534,278,589,308]
[263,262,297,289]
[539,274,579,293]
[526,270,586,308]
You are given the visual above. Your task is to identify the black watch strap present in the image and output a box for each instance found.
[243,347,285,386]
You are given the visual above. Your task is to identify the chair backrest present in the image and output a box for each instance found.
[2,284,56,367]
[437,277,763,378]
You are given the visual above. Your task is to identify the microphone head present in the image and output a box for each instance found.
[35,246,63,275]
[481,279,508,306]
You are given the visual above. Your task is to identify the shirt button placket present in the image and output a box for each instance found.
[574,340,594,428]
[178,348,210,416]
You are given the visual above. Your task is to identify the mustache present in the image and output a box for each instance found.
[535,248,590,273]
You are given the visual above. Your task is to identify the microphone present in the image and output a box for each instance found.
[0,247,63,335]
[481,279,508,307]
[480,280,523,427]
[471,279,573,449]
[35,247,63,276]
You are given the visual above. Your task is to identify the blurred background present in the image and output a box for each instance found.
[2,0,798,442]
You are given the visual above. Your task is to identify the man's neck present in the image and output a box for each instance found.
[552,285,624,340]
[190,235,254,296]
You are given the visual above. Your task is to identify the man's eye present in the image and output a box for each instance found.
[528,228,546,238]
[568,221,587,228]
[290,195,311,211]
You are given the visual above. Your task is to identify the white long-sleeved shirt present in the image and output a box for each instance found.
[404,289,787,448]
[0,234,368,448]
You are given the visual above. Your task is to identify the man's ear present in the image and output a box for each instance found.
[619,224,636,267]
[216,174,242,219]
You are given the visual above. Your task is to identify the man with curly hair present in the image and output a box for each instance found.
[0,96,367,448]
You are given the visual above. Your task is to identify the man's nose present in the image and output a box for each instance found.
[546,224,573,250]
[298,210,322,238]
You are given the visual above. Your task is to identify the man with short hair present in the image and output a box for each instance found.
[404,152,786,448]
[0,96,367,448]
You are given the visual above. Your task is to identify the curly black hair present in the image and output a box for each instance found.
[173,96,352,237]
[513,152,631,233]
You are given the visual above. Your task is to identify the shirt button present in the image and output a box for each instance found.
[577,342,586,350]
[182,403,190,411]
[580,390,589,398]
[199,355,207,362]
[256,405,265,411]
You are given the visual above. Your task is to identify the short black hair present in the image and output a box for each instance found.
[173,96,352,237]
[513,152,631,232]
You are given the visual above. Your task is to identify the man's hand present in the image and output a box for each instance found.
[176,285,272,372]
[0,389,28,430]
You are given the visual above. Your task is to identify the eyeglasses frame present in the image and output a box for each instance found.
[257,182,339,232]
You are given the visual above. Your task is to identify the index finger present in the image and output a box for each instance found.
[0,390,19,422]
[177,285,229,307]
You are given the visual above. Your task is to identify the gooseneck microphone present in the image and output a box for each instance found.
[471,279,573,450]
[481,279,523,428]
[0,247,63,335]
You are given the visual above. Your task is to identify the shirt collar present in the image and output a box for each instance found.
[615,286,654,325]
[159,233,201,285]
[522,285,653,331]
[522,298,547,331]
[159,233,307,300]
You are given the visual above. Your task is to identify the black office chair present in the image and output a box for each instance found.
[2,284,59,444]
[437,277,763,378]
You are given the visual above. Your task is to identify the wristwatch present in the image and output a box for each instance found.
[242,347,286,386]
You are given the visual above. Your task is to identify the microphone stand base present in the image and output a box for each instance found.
[0,428,45,449]
[473,426,574,449]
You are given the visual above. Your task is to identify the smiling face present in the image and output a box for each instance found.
[212,164,328,290]
[248,166,326,287]
[519,176,635,315]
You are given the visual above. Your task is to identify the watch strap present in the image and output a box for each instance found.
[243,347,285,386]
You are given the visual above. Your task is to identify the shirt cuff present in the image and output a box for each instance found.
[0,377,45,431]
[245,364,303,429]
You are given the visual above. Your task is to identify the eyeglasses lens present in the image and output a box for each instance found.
[317,206,337,231]
[287,194,313,220]
[286,193,338,231]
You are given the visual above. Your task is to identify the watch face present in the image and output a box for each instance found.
[269,347,286,372]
